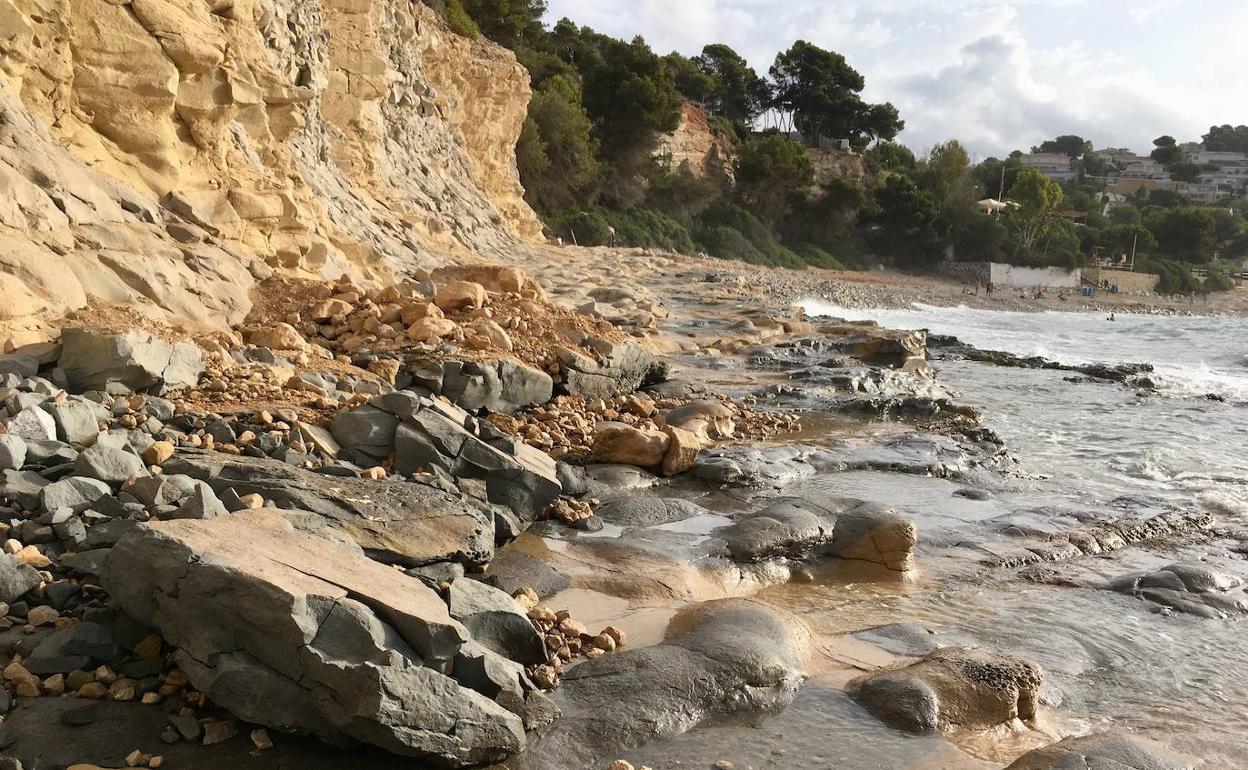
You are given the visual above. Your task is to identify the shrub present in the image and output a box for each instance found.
[442,0,480,38]
[792,243,847,270]
[548,210,613,246]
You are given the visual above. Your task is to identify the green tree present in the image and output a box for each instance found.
[1108,204,1142,225]
[1150,135,1183,165]
[974,156,1023,200]
[1202,125,1248,153]
[579,36,683,206]
[867,174,940,265]
[1167,162,1203,183]
[459,0,547,46]
[1005,166,1065,255]
[694,44,771,125]
[515,75,600,213]
[1147,207,1216,262]
[865,141,916,174]
[1032,135,1093,158]
[733,132,815,224]
[664,52,715,104]
[769,40,903,147]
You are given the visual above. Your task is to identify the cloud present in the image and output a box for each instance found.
[542,0,1248,156]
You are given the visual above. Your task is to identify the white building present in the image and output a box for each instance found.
[1020,152,1078,183]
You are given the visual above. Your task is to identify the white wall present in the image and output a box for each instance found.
[989,263,1081,288]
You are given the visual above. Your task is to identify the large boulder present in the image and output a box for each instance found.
[369,393,561,525]
[59,329,203,393]
[827,504,918,573]
[1005,732,1198,770]
[851,647,1043,733]
[0,435,26,471]
[558,340,661,399]
[591,422,669,467]
[521,599,809,770]
[161,450,494,568]
[103,511,527,765]
[5,405,56,442]
[720,499,835,563]
[448,577,546,665]
[0,553,41,603]
[437,359,554,414]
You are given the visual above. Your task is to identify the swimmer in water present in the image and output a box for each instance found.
[1107,312,1116,321]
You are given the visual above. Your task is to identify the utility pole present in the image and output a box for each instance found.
[1130,233,1138,271]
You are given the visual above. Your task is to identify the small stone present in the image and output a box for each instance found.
[607,762,634,770]
[202,719,238,746]
[108,678,137,701]
[125,750,143,767]
[141,441,175,466]
[238,493,264,509]
[714,762,735,770]
[42,673,65,695]
[134,633,162,659]
[66,670,93,690]
[511,587,539,612]
[77,682,107,699]
[358,466,387,480]
[592,633,616,652]
[26,605,58,626]
[14,546,50,569]
[250,728,273,750]
[149,757,164,768]
[94,665,118,684]
[558,618,588,638]
[141,692,162,705]
[603,625,626,647]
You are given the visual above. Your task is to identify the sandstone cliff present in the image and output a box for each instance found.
[0,0,542,349]
[655,102,735,184]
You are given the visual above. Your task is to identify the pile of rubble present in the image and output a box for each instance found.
[488,392,800,473]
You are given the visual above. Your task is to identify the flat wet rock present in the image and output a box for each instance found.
[1105,562,1248,618]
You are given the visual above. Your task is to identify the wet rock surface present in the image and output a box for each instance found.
[1105,562,1247,618]
[1004,732,1199,770]
[517,600,809,770]
[851,647,1043,733]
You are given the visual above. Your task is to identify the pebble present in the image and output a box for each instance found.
[251,728,273,750]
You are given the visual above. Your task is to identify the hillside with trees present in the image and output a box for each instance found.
[434,1,1248,292]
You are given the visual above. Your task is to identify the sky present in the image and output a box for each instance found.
[542,0,1248,161]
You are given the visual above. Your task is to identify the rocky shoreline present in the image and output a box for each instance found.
[0,256,1215,770]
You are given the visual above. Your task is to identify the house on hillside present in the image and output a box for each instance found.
[1019,152,1077,183]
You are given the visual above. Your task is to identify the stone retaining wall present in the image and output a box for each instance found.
[1082,268,1160,294]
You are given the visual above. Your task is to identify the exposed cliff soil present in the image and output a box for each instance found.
[654,102,735,184]
[0,0,541,350]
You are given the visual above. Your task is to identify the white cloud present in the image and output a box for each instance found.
[542,0,1248,157]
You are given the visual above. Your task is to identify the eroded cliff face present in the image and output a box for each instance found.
[655,103,735,184]
[0,0,541,348]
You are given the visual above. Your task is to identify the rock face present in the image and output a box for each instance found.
[1005,732,1199,770]
[0,0,541,349]
[102,510,529,766]
[654,102,735,183]
[851,647,1043,733]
